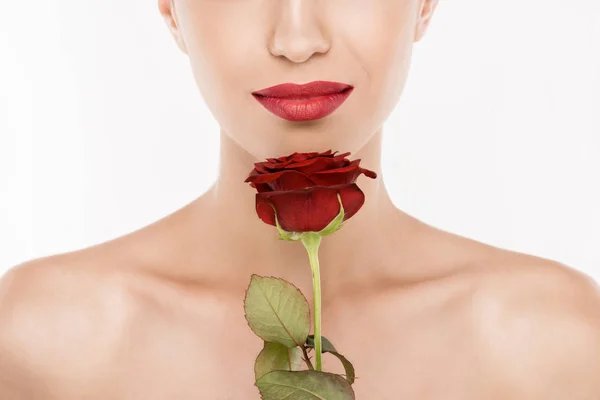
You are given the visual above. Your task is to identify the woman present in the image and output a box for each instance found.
[1,0,599,399]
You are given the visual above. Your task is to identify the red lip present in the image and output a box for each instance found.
[251,80,354,122]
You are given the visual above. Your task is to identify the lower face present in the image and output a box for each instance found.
[174,0,419,159]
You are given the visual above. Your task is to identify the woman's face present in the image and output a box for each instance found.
[160,0,438,159]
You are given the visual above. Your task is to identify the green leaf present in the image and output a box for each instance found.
[306,335,356,385]
[254,342,304,381]
[244,275,311,348]
[256,370,355,400]
[306,335,337,353]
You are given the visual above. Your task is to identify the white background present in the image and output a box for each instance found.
[1,0,599,281]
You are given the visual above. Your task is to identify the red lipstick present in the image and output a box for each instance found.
[251,80,353,122]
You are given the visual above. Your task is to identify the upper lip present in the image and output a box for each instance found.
[252,80,353,99]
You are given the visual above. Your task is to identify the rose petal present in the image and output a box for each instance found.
[283,157,340,175]
[263,159,295,170]
[343,159,379,179]
[361,168,377,179]
[337,184,366,221]
[269,170,316,191]
[253,163,270,174]
[283,157,319,169]
[246,170,315,191]
[255,184,365,232]
[255,196,277,226]
[253,183,271,193]
[290,152,315,162]
[309,164,362,186]
[332,152,351,160]
[245,170,284,184]
[244,168,261,183]
[257,150,347,173]
[332,161,349,170]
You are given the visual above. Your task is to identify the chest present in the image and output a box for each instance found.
[96,303,479,399]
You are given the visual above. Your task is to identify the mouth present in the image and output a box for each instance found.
[251,80,354,122]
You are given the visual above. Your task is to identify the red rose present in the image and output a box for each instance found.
[244,150,377,232]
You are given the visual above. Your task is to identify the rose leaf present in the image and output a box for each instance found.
[306,335,356,385]
[256,370,355,400]
[244,275,311,348]
[254,341,304,381]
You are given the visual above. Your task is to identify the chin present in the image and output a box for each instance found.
[229,117,372,160]
[280,130,361,153]
[272,141,346,158]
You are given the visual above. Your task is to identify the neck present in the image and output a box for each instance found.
[192,128,416,298]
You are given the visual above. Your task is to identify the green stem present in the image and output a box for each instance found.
[301,233,323,372]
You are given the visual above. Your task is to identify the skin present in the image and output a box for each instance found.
[1,0,600,398]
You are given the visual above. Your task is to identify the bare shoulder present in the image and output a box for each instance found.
[469,251,600,399]
[0,252,138,396]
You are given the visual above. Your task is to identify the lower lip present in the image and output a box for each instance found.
[252,88,354,122]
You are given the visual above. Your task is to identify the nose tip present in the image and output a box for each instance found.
[270,38,330,63]
[268,1,331,63]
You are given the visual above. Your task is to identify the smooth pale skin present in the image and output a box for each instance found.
[2,0,600,398]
